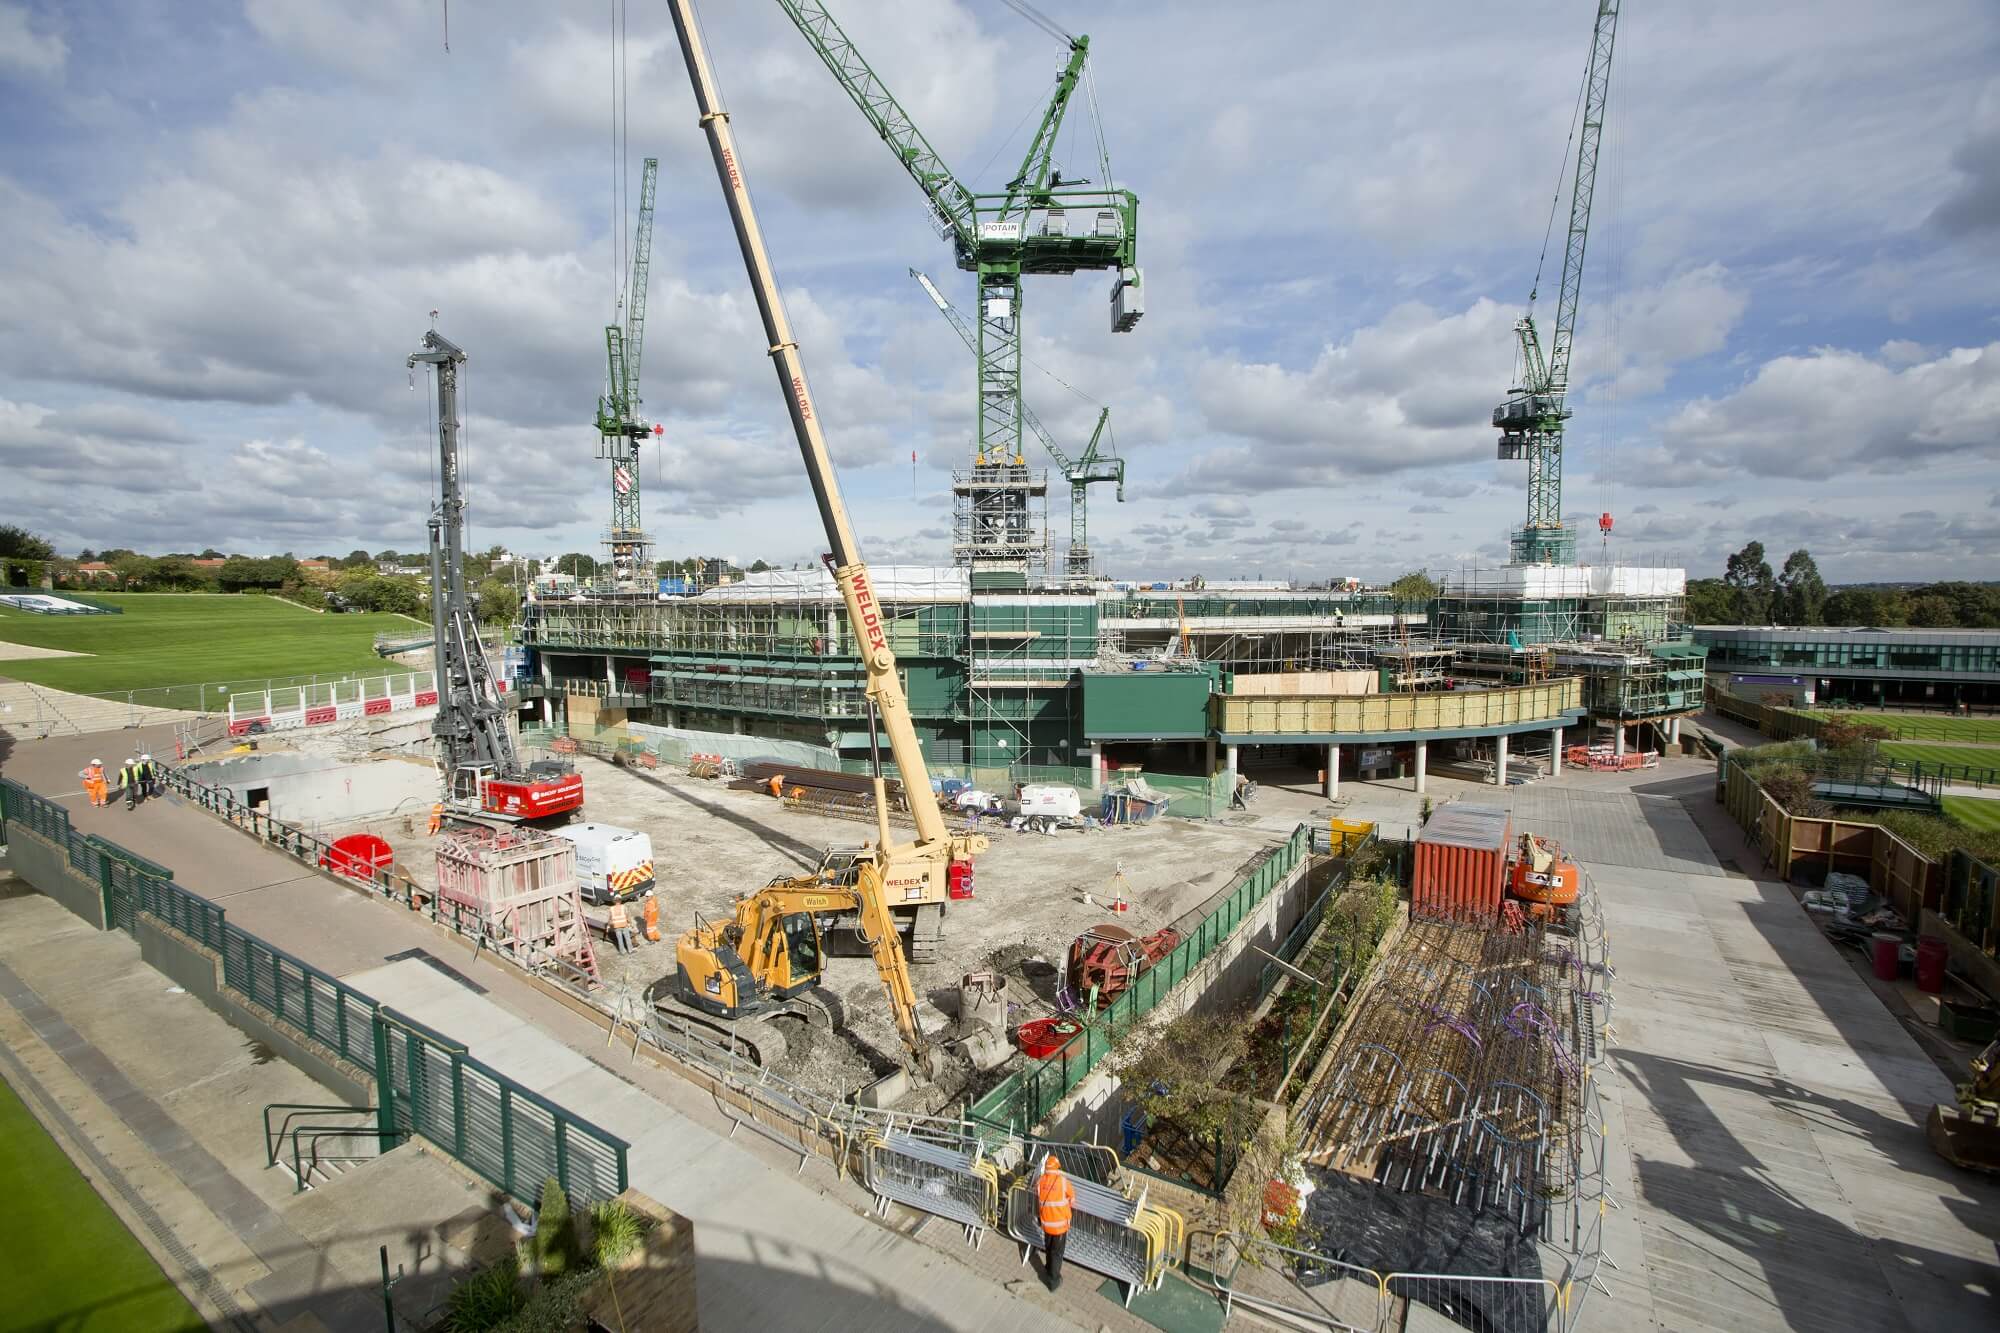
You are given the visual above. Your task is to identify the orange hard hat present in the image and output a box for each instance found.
[1044,1153,1063,1172]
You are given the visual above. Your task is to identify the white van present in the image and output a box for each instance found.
[548,822,655,905]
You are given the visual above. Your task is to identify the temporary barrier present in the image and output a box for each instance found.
[1002,1174,1184,1307]
[859,1134,999,1245]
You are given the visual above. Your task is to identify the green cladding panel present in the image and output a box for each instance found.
[1081,669,1214,741]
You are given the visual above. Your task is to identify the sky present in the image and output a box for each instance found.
[1,0,1998,585]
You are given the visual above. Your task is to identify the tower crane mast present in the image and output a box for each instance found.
[912,267,1123,581]
[1494,0,1620,565]
[596,157,661,590]
[775,0,1141,577]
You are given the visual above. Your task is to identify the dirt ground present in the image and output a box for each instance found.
[357,752,1295,1102]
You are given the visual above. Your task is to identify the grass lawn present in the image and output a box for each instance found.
[1880,741,2000,771]
[0,1072,205,1331]
[1943,795,2000,836]
[1805,710,2000,743]
[0,593,412,706]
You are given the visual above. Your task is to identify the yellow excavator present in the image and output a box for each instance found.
[651,0,985,1076]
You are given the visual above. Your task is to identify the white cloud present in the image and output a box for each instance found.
[0,3,65,78]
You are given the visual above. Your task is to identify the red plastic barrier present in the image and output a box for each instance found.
[305,705,337,726]
[414,690,439,707]
[319,833,394,880]
[364,697,391,716]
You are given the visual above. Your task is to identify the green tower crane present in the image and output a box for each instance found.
[910,267,1123,582]
[774,0,1140,573]
[1494,0,1620,566]
[595,156,660,590]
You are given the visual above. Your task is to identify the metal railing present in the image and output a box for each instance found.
[968,823,1315,1137]
[0,778,630,1207]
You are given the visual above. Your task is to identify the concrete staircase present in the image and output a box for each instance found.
[0,679,197,741]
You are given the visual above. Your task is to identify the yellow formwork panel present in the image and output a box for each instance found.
[1213,679,1581,736]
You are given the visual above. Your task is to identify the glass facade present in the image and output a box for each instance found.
[1693,628,2000,679]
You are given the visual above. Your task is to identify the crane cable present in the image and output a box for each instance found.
[1528,44,1594,311]
[999,0,1071,45]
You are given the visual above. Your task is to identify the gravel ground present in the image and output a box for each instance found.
[356,752,1292,1103]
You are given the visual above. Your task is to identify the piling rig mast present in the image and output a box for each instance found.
[1494,0,1620,565]
[413,329,583,824]
[912,267,1123,582]
[776,0,1141,577]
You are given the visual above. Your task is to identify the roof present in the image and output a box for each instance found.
[1693,625,2000,643]
[1416,804,1511,851]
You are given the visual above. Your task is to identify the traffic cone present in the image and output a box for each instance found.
[1108,864,1130,913]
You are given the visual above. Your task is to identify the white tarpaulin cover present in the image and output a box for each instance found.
[698,565,968,603]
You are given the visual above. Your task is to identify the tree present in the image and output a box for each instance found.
[1685,578,1735,624]
[1723,541,1776,624]
[1906,581,2000,629]
[341,548,372,569]
[555,552,595,578]
[749,558,772,573]
[1823,587,1891,627]
[111,553,152,589]
[373,549,400,567]
[1906,595,1958,628]
[76,548,97,562]
[0,525,55,561]
[1388,571,1438,604]
[198,548,224,560]
[1776,549,1827,626]
[475,579,517,626]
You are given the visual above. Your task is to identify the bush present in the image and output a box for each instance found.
[492,1270,595,1333]
[1862,809,2000,864]
[444,1250,525,1332]
[589,1199,646,1267]
[534,1177,579,1279]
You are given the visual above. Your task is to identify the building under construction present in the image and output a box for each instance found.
[516,549,1702,790]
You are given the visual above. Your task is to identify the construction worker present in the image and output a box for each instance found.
[1035,1153,1075,1291]
[766,772,785,799]
[118,756,140,810]
[427,802,443,836]
[79,758,107,808]
[606,897,635,955]
[139,753,160,798]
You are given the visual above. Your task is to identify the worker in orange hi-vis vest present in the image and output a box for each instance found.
[1035,1153,1075,1291]
[80,759,108,807]
[427,802,443,836]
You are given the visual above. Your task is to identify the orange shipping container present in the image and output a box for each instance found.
[1413,804,1511,922]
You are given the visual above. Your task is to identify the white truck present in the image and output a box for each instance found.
[548,822,655,905]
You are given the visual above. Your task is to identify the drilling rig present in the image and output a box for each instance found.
[1494,0,1620,566]
[412,329,584,825]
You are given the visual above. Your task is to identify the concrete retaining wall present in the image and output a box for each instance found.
[6,826,107,929]
[132,915,374,1105]
[6,823,375,1106]
[1041,854,1319,1143]
[193,752,437,824]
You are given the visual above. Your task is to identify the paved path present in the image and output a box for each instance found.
[1,728,1132,1332]
[1579,771,2000,1332]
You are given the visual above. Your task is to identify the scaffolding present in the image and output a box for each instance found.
[964,593,1097,770]
[952,462,1048,579]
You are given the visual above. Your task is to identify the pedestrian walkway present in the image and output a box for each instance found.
[1,727,1134,1331]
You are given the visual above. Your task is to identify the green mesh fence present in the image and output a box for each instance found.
[0,774,629,1206]
[967,822,1314,1136]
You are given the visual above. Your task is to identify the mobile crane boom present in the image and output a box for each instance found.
[657,0,985,1072]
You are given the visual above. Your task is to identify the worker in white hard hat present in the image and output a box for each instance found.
[80,758,108,807]
[139,753,161,798]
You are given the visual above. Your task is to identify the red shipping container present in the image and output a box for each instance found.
[1413,804,1511,923]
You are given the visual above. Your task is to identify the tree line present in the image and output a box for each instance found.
[1687,542,2000,628]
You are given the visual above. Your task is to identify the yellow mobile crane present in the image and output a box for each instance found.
[654,0,987,1075]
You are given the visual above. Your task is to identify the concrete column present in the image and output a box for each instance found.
[1325,744,1340,800]
[1614,725,1626,758]
[1494,734,1508,787]
[1225,744,1240,787]
[1669,716,1681,744]
[1415,740,1428,794]
[605,655,616,691]
[1086,742,1102,783]
[1551,726,1564,774]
